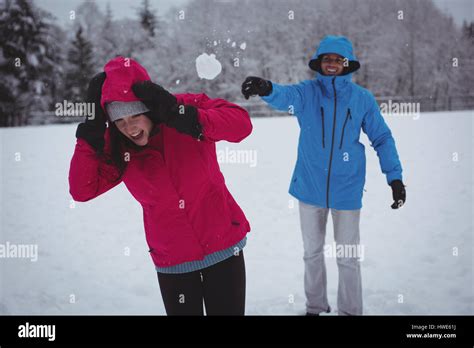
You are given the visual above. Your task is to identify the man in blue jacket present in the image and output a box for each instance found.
[242,35,406,315]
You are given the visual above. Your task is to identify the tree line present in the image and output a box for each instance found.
[0,0,472,126]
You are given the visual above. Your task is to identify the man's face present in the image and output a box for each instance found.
[320,53,345,76]
[114,114,154,146]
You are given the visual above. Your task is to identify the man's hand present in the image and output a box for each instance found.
[390,179,406,209]
[241,76,273,99]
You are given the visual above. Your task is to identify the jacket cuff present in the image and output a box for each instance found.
[387,171,403,185]
[261,81,277,102]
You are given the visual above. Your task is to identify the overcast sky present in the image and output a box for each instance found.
[34,0,473,27]
[34,0,191,25]
[432,0,473,25]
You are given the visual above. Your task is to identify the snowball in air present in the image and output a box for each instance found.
[195,53,222,80]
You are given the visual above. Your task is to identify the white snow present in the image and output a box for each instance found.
[0,110,472,315]
[195,53,222,80]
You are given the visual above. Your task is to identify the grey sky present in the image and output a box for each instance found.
[34,0,191,25]
[34,0,473,27]
[432,0,473,25]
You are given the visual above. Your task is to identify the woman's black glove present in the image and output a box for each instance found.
[390,179,406,209]
[132,81,203,140]
[241,76,273,99]
[75,72,107,152]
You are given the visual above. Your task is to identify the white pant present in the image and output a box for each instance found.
[299,200,363,315]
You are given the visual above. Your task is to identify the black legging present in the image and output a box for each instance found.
[157,251,246,315]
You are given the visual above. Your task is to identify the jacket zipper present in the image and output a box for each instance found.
[326,77,337,208]
[339,108,352,149]
[320,106,325,148]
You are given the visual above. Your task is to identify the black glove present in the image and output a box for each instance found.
[132,81,203,140]
[241,76,272,99]
[75,72,107,152]
[390,179,406,209]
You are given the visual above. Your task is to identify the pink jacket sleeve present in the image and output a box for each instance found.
[68,133,123,202]
[177,93,253,143]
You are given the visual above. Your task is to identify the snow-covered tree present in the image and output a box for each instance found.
[64,26,94,103]
[97,2,120,66]
[0,0,63,126]
[2,0,473,127]
[138,0,157,37]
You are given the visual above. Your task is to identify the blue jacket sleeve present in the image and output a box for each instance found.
[261,80,312,117]
[362,93,403,185]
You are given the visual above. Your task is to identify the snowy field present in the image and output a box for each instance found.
[0,110,472,315]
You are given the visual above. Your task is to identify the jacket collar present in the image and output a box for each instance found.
[316,73,352,98]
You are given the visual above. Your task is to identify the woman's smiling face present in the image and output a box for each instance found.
[114,114,154,146]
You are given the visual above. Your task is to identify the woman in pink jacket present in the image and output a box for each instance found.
[69,57,252,315]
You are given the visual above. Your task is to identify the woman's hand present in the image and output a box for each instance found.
[75,72,107,152]
[132,81,203,140]
[132,81,177,124]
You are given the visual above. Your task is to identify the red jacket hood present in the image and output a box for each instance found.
[100,56,151,116]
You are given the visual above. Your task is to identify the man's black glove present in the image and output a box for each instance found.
[132,81,203,140]
[241,76,273,99]
[75,72,107,152]
[390,179,406,209]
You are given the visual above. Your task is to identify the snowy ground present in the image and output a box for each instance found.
[0,110,472,315]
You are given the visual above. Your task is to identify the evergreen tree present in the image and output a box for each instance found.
[64,26,94,104]
[100,2,119,64]
[138,0,157,37]
[0,0,61,126]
